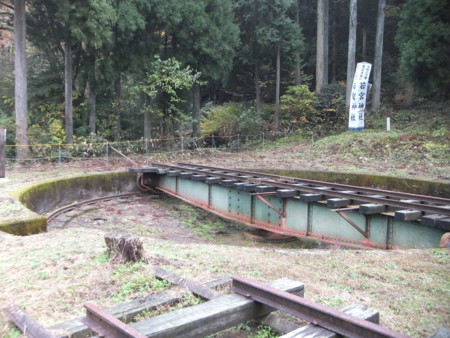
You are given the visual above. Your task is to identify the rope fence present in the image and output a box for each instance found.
[3,131,300,164]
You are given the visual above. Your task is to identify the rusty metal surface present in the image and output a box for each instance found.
[82,302,147,338]
[231,276,409,338]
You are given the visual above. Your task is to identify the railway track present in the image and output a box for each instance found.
[46,192,146,226]
[131,163,450,232]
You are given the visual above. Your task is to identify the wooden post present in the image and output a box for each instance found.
[0,126,5,178]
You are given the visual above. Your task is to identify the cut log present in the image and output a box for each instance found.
[104,233,147,264]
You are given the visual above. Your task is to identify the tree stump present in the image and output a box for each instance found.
[104,233,147,264]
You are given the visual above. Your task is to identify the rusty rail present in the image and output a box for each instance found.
[231,276,409,338]
[82,302,146,338]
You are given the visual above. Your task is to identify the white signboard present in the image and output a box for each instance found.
[348,62,372,130]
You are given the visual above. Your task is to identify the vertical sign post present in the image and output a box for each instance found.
[0,126,6,178]
[348,62,372,130]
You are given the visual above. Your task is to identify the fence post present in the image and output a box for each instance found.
[58,143,61,164]
[145,138,148,154]
[212,134,215,149]
[106,142,109,166]
[237,134,240,152]
[262,132,265,147]
[181,136,184,152]
[0,126,5,178]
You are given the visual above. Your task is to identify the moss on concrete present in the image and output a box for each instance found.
[1,171,137,236]
[0,216,47,235]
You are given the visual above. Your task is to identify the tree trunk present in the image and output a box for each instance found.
[87,47,96,134]
[144,95,152,143]
[331,1,337,82]
[371,0,386,110]
[294,0,302,85]
[362,25,367,60]
[14,0,29,160]
[114,76,121,140]
[88,84,96,133]
[275,42,281,131]
[192,85,201,137]
[255,62,261,113]
[346,0,357,107]
[64,42,73,143]
[315,0,329,93]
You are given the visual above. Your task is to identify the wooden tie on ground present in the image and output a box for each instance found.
[4,270,416,338]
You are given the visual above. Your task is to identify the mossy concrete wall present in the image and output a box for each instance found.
[1,171,138,235]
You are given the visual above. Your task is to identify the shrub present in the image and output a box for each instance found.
[201,102,264,138]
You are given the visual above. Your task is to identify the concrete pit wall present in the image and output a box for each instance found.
[1,171,138,236]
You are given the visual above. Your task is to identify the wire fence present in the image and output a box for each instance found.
[4,131,301,164]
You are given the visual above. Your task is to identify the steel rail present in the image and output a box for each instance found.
[83,302,146,338]
[177,162,450,205]
[231,276,409,338]
[47,192,145,223]
[149,163,450,216]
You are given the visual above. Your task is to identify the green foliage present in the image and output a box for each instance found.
[251,324,278,338]
[280,85,318,130]
[201,102,264,137]
[314,82,347,134]
[137,56,202,132]
[396,0,450,97]
[112,261,157,301]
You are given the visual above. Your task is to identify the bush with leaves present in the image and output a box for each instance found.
[201,102,264,140]
[314,82,347,134]
[280,85,318,132]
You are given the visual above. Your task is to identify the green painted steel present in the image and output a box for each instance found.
[254,196,282,226]
[152,173,446,248]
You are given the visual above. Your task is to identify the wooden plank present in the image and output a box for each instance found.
[255,185,277,193]
[280,304,379,338]
[130,278,304,338]
[167,170,180,176]
[48,276,231,338]
[191,174,207,181]
[4,304,54,338]
[241,183,260,192]
[300,194,323,203]
[205,177,221,184]
[327,198,351,208]
[179,172,193,178]
[153,266,222,300]
[437,218,450,231]
[359,203,386,214]
[221,179,239,186]
[394,210,422,222]
[421,214,448,227]
[277,189,299,198]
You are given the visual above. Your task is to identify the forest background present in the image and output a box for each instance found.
[0,0,449,160]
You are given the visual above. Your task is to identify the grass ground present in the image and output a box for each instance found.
[0,106,449,337]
